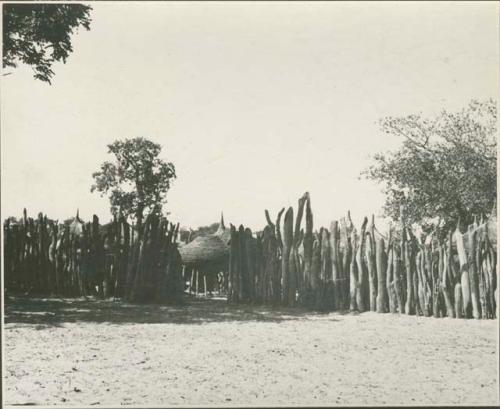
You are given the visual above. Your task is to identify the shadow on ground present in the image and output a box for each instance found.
[4,294,341,328]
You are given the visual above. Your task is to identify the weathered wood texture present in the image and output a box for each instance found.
[225,193,497,319]
[5,194,497,320]
[4,210,183,304]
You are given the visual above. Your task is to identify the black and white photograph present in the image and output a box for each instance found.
[1,1,498,407]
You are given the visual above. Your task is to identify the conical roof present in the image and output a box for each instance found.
[69,209,84,236]
[179,235,229,264]
[215,212,225,234]
[214,212,231,245]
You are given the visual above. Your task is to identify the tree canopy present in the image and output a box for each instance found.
[91,138,177,232]
[3,3,92,84]
[179,222,220,243]
[363,99,497,232]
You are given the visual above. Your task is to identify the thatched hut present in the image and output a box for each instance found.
[179,213,230,295]
[179,235,229,265]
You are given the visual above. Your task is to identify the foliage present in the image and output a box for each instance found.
[3,3,91,84]
[363,99,497,232]
[179,222,220,243]
[4,216,20,226]
[91,138,176,231]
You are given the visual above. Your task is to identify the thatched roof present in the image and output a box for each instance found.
[68,210,84,236]
[214,212,231,245]
[179,234,229,264]
[179,212,230,265]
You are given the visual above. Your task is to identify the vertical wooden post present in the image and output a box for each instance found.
[229,225,239,303]
[421,243,429,315]
[245,228,256,302]
[416,251,427,316]
[467,226,481,319]
[476,236,488,318]
[282,207,294,306]
[393,245,403,313]
[355,217,368,312]
[341,217,352,311]
[293,193,308,299]
[440,244,455,318]
[386,244,396,313]
[303,198,314,305]
[365,218,377,312]
[189,268,194,294]
[376,237,387,313]
[330,221,340,310]
[237,225,247,301]
[403,229,414,315]
[311,238,321,301]
[347,213,358,312]
[275,208,285,304]
[349,228,363,311]
[317,228,331,310]
[431,241,440,318]
[454,220,471,317]
[455,283,463,318]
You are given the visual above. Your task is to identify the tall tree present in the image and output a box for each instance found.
[363,99,497,232]
[91,138,177,234]
[3,3,92,84]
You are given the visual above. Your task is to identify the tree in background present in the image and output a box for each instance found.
[363,99,497,232]
[3,3,92,84]
[91,138,177,235]
[179,222,220,243]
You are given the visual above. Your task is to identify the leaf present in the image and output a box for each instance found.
[362,99,497,232]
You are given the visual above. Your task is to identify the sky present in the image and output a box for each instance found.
[1,1,498,232]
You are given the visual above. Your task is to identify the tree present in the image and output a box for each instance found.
[3,3,92,84]
[179,222,220,243]
[91,138,177,235]
[363,99,497,232]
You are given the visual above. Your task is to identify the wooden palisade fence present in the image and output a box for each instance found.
[3,209,184,304]
[227,192,498,319]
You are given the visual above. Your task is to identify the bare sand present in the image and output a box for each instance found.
[3,295,499,406]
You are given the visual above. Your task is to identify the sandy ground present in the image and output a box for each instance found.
[3,294,499,407]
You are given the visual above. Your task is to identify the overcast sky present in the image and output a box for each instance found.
[1,1,498,231]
